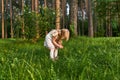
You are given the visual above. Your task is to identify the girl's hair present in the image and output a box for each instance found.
[60,29,70,41]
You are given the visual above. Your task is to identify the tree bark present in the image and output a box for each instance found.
[55,0,61,29]
[106,10,112,37]
[70,0,78,36]
[85,0,88,15]
[35,0,39,39]
[32,0,35,12]
[88,0,94,37]
[93,0,97,37]
[10,0,14,38]
[2,0,4,39]
[61,0,67,28]
[22,0,25,39]
[5,0,8,38]
[44,0,47,8]
[106,2,113,37]
[0,1,1,13]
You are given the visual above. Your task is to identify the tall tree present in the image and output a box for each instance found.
[0,1,1,13]
[87,0,94,37]
[69,0,78,36]
[35,0,39,13]
[55,0,61,29]
[32,0,35,11]
[35,0,39,38]
[2,0,4,39]
[44,0,47,8]
[106,2,112,37]
[22,0,25,39]
[10,0,13,38]
[61,0,67,28]
[85,0,88,15]
[5,0,8,38]
[93,0,97,37]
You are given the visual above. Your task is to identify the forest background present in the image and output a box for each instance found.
[0,0,120,80]
[0,0,120,40]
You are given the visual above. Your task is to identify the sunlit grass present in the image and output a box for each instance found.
[0,37,120,80]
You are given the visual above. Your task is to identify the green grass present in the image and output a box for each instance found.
[0,37,120,80]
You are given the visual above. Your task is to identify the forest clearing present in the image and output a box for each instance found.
[0,37,120,80]
[0,0,120,80]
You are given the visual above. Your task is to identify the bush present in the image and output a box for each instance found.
[14,6,55,39]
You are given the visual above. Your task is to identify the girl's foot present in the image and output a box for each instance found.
[55,56,59,60]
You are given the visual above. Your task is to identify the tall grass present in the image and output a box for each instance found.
[0,37,120,80]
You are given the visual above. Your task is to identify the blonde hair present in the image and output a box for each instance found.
[59,29,70,41]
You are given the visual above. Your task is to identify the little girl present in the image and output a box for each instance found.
[44,29,69,61]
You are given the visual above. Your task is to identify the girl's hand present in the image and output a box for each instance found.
[59,45,63,49]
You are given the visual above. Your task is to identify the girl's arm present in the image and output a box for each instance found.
[58,40,62,46]
[52,36,63,48]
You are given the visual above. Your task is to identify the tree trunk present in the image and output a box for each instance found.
[93,0,97,37]
[10,0,13,38]
[44,0,47,8]
[106,2,113,37]
[70,0,78,36]
[85,0,88,16]
[61,0,66,28]
[118,4,120,33]
[22,0,25,39]
[35,0,39,39]
[5,0,8,38]
[106,10,112,37]
[55,0,61,29]
[0,1,1,13]
[88,0,94,37]
[2,0,4,39]
[35,0,39,13]
[32,0,35,11]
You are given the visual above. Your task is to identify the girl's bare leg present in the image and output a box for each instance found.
[54,48,58,60]
[50,49,55,60]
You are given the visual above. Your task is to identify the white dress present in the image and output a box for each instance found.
[44,29,58,49]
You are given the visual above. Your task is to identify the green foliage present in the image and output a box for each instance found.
[78,20,88,36]
[111,18,119,29]
[94,0,120,37]
[111,18,120,36]
[0,37,120,80]
[96,0,118,2]
[23,7,37,39]
[95,25,105,37]
[38,8,55,37]
[70,24,77,37]
[14,15,23,38]
[14,6,55,39]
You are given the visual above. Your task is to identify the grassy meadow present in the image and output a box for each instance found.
[0,37,120,80]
